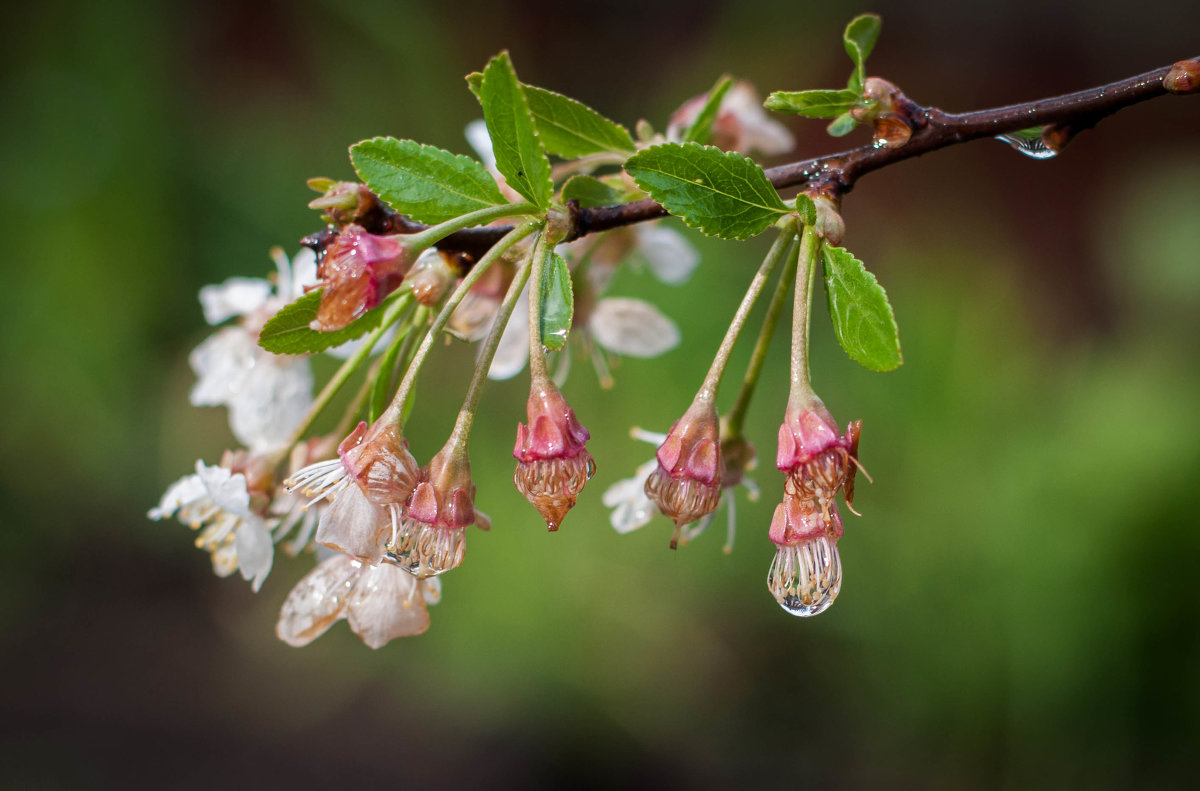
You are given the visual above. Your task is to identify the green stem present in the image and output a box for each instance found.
[526,230,552,383]
[790,224,821,399]
[724,235,798,436]
[283,292,413,450]
[404,202,536,252]
[383,219,542,427]
[695,218,797,405]
[448,258,536,451]
[367,315,417,423]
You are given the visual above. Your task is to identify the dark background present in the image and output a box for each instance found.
[2,0,1198,787]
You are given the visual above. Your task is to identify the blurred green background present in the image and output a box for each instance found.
[2,0,1198,787]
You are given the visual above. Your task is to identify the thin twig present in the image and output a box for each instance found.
[310,59,1195,259]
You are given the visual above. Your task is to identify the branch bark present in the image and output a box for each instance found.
[307,58,1196,260]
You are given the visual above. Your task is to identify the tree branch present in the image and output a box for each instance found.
[307,58,1196,260]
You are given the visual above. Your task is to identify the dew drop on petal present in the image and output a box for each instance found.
[767,536,842,617]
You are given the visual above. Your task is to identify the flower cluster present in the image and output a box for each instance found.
[152,58,882,649]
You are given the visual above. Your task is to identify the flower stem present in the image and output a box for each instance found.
[383,219,542,427]
[283,292,413,451]
[789,224,821,400]
[696,218,798,405]
[403,202,536,252]
[526,230,553,383]
[448,255,536,451]
[724,234,798,436]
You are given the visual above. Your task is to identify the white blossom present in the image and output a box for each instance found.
[149,460,275,591]
[276,554,441,649]
[190,248,318,452]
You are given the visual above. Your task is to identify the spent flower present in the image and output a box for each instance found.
[513,380,596,530]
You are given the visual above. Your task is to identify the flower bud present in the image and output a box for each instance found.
[719,431,756,490]
[389,445,480,578]
[338,420,421,505]
[644,399,723,547]
[513,382,596,531]
[404,248,458,306]
[307,180,372,225]
[1164,59,1200,95]
[767,533,842,617]
[811,195,846,246]
[311,224,415,332]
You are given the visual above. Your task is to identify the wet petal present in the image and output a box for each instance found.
[195,461,252,518]
[227,356,314,452]
[346,562,430,648]
[635,225,699,285]
[235,517,274,592]
[590,298,680,358]
[315,483,391,565]
[602,459,659,534]
[487,288,531,380]
[199,278,273,325]
[276,555,362,647]
[148,473,206,520]
[188,327,256,407]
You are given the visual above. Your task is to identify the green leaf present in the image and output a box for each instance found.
[765,88,859,119]
[624,142,788,240]
[561,174,623,207]
[538,251,574,351]
[682,75,733,144]
[844,14,882,89]
[523,84,636,157]
[821,243,902,371]
[479,52,553,208]
[350,137,507,225]
[258,290,400,355]
[826,112,857,137]
[794,194,817,226]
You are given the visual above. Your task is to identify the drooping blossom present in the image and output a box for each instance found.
[149,454,276,591]
[310,224,416,332]
[285,420,420,566]
[666,80,795,157]
[603,427,758,552]
[389,443,487,579]
[513,380,595,530]
[190,247,317,452]
[776,394,863,517]
[643,399,724,548]
[766,493,844,617]
[276,553,441,649]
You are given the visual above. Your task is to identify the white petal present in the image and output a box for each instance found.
[346,563,430,648]
[635,225,699,285]
[589,298,681,358]
[276,555,362,648]
[278,247,319,300]
[227,356,314,452]
[723,83,795,157]
[188,327,256,407]
[199,278,273,325]
[487,288,530,380]
[195,461,253,518]
[148,473,206,520]
[602,459,659,534]
[235,518,274,592]
[315,484,391,565]
[465,119,496,170]
[419,577,442,606]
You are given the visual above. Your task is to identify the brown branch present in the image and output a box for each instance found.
[308,58,1196,260]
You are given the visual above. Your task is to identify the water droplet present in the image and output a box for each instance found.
[767,536,842,617]
[995,128,1057,160]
